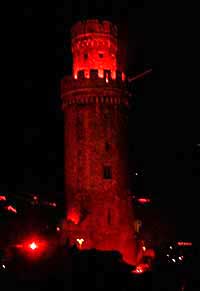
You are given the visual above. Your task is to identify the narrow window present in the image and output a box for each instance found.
[107,209,111,225]
[99,53,103,58]
[103,166,112,179]
[105,142,110,152]
[76,113,84,140]
[84,53,88,60]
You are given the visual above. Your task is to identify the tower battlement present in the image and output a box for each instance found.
[62,69,125,87]
[61,70,128,108]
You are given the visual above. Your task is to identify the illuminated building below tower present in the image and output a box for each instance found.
[61,19,136,265]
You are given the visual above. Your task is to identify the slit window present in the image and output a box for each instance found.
[107,209,111,225]
[105,142,111,152]
[84,53,88,60]
[103,166,112,179]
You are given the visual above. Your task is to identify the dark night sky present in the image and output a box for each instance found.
[0,1,199,240]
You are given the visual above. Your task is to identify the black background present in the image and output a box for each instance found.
[0,1,199,242]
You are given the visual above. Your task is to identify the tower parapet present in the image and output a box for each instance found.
[61,69,128,108]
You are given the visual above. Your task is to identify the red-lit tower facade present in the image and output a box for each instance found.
[61,19,136,265]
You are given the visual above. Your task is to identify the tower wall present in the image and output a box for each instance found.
[61,19,135,265]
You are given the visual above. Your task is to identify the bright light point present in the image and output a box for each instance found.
[169,246,173,249]
[142,246,146,252]
[33,196,38,200]
[166,254,169,257]
[56,226,60,232]
[172,258,176,263]
[179,256,184,260]
[2,264,5,269]
[29,242,37,250]
[135,172,138,176]
[76,238,84,247]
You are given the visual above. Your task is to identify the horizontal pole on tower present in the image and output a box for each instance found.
[128,68,152,82]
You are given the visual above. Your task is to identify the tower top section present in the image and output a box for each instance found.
[70,19,125,81]
[71,19,118,40]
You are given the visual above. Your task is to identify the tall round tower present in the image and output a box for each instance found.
[61,19,136,265]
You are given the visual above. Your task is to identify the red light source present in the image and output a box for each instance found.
[29,242,37,250]
[0,195,6,201]
[137,198,151,204]
[6,205,17,213]
[67,209,80,225]
[49,202,57,207]
[76,238,84,249]
[132,263,150,274]
[177,241,192,246]
[24,239,46,257]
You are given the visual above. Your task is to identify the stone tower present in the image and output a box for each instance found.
[61,19,136,265]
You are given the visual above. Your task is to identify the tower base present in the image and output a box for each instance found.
[61,220,136,266]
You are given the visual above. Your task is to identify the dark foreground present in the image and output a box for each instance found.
[1,246,200,291]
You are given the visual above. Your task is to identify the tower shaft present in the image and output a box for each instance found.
[61,19,136,265]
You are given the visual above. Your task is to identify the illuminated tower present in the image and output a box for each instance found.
[61,19,136,265]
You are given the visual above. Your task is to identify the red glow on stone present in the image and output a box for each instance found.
[85,70,90,79]
[98,69,104,78]
[67,210,80,225]
[111,71,116,79]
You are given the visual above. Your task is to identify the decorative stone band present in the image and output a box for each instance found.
[61,89,129,109]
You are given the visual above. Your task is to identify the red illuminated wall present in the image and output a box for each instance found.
[71,19,119,79]
[61,19,136,265]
